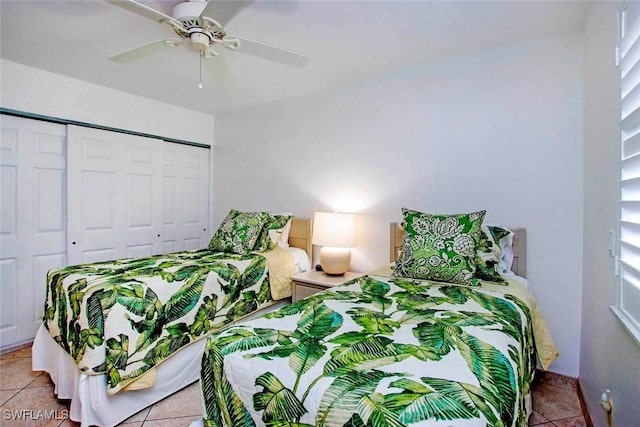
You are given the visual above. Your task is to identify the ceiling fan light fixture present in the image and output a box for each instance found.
[189,31,210,51]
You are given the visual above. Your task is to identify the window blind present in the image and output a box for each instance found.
[617,0,640,344]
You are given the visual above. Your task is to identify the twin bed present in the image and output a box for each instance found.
[32,214,313,426]
[33,208,558,427]
[196,211,558,427]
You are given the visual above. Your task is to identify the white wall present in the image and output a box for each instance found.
[214,32,584,377]
[581,3,640,426]
[0,59,215,145]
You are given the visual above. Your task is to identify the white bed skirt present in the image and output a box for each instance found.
[32,299,290,427]
[32,325,204,426]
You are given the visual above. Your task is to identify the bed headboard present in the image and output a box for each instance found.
[289,218,313,259]
[389,223,526,278]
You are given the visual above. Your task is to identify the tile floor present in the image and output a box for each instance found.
[1,344,588,426]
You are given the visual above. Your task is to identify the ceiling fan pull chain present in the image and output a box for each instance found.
[198,51,204,90]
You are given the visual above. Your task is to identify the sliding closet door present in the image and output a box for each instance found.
[67,125,164,264]
[0,115,67,348]
[163,142,210,252]
[0,118,209,350]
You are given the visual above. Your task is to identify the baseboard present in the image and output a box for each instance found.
[577,379,595,427]
[0,340,33,355]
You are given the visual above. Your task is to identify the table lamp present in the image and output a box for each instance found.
[312,212,356,275]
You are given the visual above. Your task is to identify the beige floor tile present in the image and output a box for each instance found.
[532,383,583,421]
[535,371,578,391]
[0,357,41,390]
[0,389,20,405]
[142,415,201,426]
[552,415,588,427]
[0,387,69,427]
[0,346,33,360]
[124,406,151,423]
[26,373,55,389]
[528,409,550,425]
[147,383,202,420]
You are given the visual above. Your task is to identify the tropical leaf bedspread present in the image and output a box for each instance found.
[200,274,554,427]
[43,249,279,394]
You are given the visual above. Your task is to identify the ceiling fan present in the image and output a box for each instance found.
[105,0,308,69]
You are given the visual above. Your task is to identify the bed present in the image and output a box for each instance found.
[32,212,312,427]
[196,209,559,427]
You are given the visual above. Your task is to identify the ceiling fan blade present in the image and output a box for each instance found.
[109,38,185,63]
[230,36,308,68]
[105,0,183,28]
[200,0,253,27]
[205,56,235,89]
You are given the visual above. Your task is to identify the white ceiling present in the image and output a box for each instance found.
[1,0,590,116]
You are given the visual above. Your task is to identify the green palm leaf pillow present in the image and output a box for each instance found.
[475,225,513,284]
[208,209,269,254]
[394,208,486,286]
[254,213,293,252]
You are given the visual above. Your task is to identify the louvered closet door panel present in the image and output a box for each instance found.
[0,115,67,349]
[163,142,210,252]
[67,125,163,264]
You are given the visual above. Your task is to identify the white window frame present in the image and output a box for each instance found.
[613,0,640,346]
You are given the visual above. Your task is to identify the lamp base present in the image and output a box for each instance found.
[319,246,351,275]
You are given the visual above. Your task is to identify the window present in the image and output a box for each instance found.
[615,0,640,344]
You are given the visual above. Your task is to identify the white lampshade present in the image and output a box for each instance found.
[312,212,356,275]
[312,212,356,247]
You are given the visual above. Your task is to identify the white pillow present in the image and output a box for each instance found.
[494,226,515,274]
[276,213,293,248]
[286,246,311,273]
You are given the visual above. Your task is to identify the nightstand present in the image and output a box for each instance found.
[291,270,362,302]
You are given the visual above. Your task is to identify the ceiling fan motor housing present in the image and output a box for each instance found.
[173,0,222,51]
[173,0,207,23]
